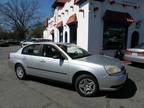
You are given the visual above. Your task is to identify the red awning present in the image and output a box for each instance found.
[56,0,67,3]
[56,21,63,28]
[67,14,77,25]
[103,10,133,22]
[74,0,87,4]
[52,0,67,8]
[74,0,80,4]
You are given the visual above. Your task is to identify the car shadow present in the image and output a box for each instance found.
[27,76,75,91]
[27,76,137,99]
[95,79,137,99]
[129,63,144,69]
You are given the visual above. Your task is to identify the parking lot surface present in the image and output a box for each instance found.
[0,46,144,108]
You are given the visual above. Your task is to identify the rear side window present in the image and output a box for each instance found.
[22,44,43,56]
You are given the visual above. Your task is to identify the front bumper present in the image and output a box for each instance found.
[100,71,128,91]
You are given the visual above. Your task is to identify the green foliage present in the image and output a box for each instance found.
[0,0,40,40]
[29,22,45,38]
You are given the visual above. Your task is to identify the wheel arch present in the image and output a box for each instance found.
[15,63,24,72]
[72,71,99,86]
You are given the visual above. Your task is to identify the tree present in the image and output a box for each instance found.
[29,22,45,38]
[0,0,40,40]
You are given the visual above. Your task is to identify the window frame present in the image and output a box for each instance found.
[43,44,68,60]
[21,44,44,56]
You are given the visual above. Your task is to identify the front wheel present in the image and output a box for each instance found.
[15,64,26,80]
[75,74,99,97]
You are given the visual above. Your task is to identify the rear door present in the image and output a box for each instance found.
[21,44,45,76]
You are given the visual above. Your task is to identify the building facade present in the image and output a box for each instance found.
[43,0,144,56]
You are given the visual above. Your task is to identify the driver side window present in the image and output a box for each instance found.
[43,45,61,58]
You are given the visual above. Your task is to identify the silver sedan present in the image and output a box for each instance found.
[124,43,144,64]
[9,42,128,97]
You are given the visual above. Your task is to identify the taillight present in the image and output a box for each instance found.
[138,52,144,56]
[125,49,132,55]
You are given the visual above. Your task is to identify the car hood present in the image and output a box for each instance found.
[77,54,122,67]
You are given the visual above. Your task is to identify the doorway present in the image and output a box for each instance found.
[131,31,139,48]
[103,10,133,50]
[65,32,68,43]
[69,23,77,44]
[59,28,63,42]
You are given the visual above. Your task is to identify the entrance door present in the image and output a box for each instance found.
[131,31,139,48]
[52,34,54,42]
[65,32,68,43]
[103,22,128,50]
[69,23,77,44]
[59,28,63,42]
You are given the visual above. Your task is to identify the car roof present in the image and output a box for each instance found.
[31,42,74,46]
[34,42,72,45]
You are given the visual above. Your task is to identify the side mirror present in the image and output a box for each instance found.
[53,53,65,60]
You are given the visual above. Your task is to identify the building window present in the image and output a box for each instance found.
[52,34,54,42]
[69,23,77,44]
[103,23,128,50]
[59,28,63,42]
[65,32,68,43]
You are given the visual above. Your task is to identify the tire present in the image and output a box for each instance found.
[131,62,139,65]
[15,64,26,80]
[75,74,99,97]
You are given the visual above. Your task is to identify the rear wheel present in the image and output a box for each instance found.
[15,64,26,80]
[75,74,99,97]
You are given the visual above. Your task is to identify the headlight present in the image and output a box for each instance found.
[104,65,121,75]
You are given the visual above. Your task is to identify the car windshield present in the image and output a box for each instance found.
[57,44,91,59]
[135,43,144,49]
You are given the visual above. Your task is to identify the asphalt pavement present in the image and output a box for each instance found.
[0,46,144,108]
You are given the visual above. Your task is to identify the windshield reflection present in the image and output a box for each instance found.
[57,44,91,59]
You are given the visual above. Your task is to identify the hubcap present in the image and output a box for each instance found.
[79,78,96,95]
[16,66,24,78]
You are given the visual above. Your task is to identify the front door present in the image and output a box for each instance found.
[40,44,69,82]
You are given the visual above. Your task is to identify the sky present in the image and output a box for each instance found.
[38,0,53,21]
[0,0,53,21]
